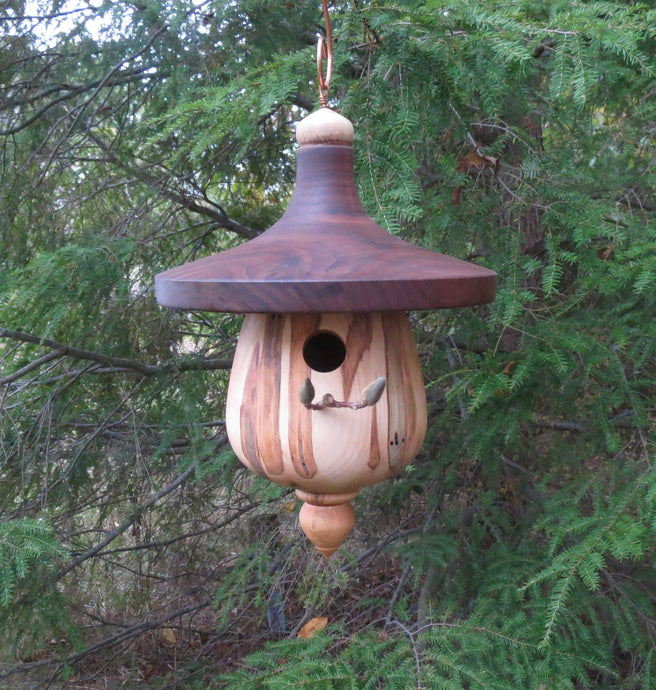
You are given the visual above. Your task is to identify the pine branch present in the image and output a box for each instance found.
[531,411,644,433]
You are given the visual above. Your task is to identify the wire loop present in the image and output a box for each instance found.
[317,0,333,107]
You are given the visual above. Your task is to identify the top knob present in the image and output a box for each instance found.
[296,107,355,146]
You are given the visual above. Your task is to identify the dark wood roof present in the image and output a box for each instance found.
[155,145,496,313]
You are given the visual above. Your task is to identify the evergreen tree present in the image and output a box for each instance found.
[1,0,655,686]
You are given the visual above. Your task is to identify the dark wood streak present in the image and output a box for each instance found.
[383,312,406,477]
[340,313,373,400]
[255,315,284,475]
[288,315,319,479]
[240,345,266,477]
[155,146,496,314]
[296,435,313,479]
[400,324,419,460]
[368,408,381,470]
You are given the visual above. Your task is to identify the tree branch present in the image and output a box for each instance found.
[0,327,232,379]
[0,349,64,385]
[92,500,259,557]
[57,457,202,579]
[0,598,213,683]
[87,132,259,240]
[44,24,170,173]
[0,68,161,136]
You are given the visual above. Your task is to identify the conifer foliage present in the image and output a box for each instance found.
[1,0,656,686]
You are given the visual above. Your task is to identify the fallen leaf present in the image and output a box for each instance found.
[160,627,176,645]
[596,243,615,261]
[298,617,328,639]
[460,149,500,173]
[454,148,500,207]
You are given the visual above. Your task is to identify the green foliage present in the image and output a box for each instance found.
[523,465,656,648]
[0,519,78,656]
[0,519,66,608]
[215,620,612,688]
[2,239,135,344]
[1,0,656,686]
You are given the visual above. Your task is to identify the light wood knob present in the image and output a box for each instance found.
[298,501,356,559]
[296,108,354,146]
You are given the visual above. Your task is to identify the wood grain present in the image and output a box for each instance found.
[288,314,319,479]
[155,145,497,313]
[226,311,427,495]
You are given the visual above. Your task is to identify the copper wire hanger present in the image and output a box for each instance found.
[317,0,333,106]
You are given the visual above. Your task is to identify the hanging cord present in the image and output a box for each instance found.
[317,0,333,106]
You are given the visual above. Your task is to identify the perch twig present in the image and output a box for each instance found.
[299,377,386,411]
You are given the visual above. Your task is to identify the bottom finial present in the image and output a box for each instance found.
[296,490,358,559]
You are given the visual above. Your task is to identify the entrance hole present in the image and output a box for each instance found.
[303,331,346,373]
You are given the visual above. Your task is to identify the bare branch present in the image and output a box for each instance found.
[43,24,170,173]
[87,131,259,240]
[0,349,64,384]
[0,598,214,683]
[57,454,204,579]
[0,327,232,378]
[94,499,260,556]
[0,68,161,136]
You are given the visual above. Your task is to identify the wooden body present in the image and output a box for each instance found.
[226,312,427,495]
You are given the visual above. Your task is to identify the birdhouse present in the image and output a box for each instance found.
[155,108,496,558]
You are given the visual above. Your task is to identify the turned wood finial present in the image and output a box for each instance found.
[298,502,356,559]
[296,107,355,147]
[296,489,359,559]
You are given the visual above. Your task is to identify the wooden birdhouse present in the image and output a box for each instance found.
[155,108,496,558]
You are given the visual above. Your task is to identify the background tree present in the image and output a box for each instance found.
[1,0,656,686]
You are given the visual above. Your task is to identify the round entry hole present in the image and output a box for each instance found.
[303,331,346,372]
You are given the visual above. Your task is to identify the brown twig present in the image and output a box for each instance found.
[300,377,386,411]
[306,393,368,411]
[87,131,259,240]
[0,598,213,683]
[57,459,201,579]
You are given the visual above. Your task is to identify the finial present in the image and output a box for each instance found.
[298,502,356,559]
[296,489,359,559]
